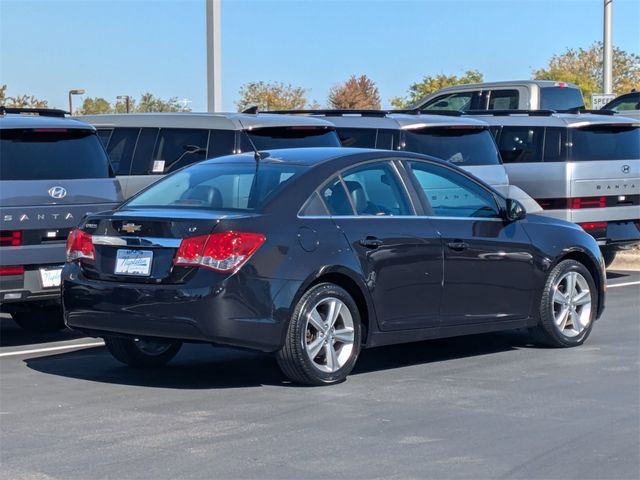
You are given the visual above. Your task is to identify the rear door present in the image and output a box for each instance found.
[322,161,443,331]
[405,160,536,326]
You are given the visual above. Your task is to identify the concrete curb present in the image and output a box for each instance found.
[610,249,640,271]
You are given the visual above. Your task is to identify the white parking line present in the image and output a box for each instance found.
[607,281,640,289]
[0,341,104,358]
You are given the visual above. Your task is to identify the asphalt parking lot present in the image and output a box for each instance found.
[1,271,638,480]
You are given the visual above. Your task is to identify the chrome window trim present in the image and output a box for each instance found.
[92,235,181,248]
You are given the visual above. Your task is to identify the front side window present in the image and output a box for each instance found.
[126,163,302,212]
[498,126,544,163]
[570,125,640,161]
[403,127,500,166]
[408,161,500,218]
[105,127,139,175]
[488,90,519,110]
[153,128,209,174]
[341,163,412,216]
[424,92,474,111]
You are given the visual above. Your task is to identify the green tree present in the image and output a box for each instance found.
[0,84,7,104]
[533,42,640,108]
[0,85,49,108]
[236,81,309,111]
[327,75,381,109]
[136,93,191,112]
[391,70,484,109]
[76,97,113,115]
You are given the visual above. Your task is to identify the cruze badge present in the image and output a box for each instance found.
[48,186,67,199]
[121,222,142,234]
[621,164,630,174]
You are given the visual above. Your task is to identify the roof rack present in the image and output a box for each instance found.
[0,107,69,117]
[557,108,616,115]
[390,109,463,117]
[462,109,556,116]
[268,109,390,117]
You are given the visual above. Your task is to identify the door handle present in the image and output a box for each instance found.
[447,240,469,252]
[360,236,383,249]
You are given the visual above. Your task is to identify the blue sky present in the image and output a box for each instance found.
[1,0,639,111]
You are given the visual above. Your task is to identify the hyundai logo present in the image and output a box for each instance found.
[621,164,631,174]
[48,186,67,199]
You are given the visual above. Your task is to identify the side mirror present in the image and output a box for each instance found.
[506,198,527,222]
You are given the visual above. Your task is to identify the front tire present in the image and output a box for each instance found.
[12,306,65,333]
[530,259,596,348]
[277,283,362,385]
[103,336,182,367]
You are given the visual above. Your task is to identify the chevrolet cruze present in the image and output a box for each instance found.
[62,148,605,385]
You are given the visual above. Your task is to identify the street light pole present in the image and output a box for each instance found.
[603,0,613,94]
[206,0,222,112]
[117,95,131,113]
[68,89,85,115]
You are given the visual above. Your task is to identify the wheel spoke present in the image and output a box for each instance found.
[556,306,570,331]
[566,272,577,298]
[553,288,568,305]
[570,309,582,330]
[308,309,325,332]
[325,343,338,371]
[572,290,591,306]
[326,299,342,328]
[333,327,354,344]
[307,336,324,360]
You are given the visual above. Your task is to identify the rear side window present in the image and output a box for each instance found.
[404,127,501,166]
[540,87,585,110]
[207,129,236,158]
[498,126,544,163]
[241,126,340,151]
[570,126,640,161]
[153,128,209,173]
[0,129,111,180]
[488,90,519,110]
[105,127,139,175]
[130,128,159,175]
[321,177,353,216]
[335,127,377,148]
[126,163,303,211]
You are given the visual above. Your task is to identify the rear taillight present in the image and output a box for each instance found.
[579,221,608,231]
[174,232,266,272]
[0,266,24,276]
[0,231,22,247]
[66,228,95,262]
[570,197,606,209]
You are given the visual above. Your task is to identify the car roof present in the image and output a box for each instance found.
[465,112,640,127]
[76,112,336,130]
[0,113,95,130]
[431,80,580,92]
[308,112,488,130]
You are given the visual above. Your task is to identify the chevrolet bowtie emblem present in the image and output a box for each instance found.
[121,222,142,234]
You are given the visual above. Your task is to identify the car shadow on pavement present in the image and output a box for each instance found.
[0,317,84,347]
[24,330,530,389]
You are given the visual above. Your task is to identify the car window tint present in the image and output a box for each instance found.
[604,94,640,111]
[488,90,519,110]
[424,92,474,111]
[498,126,544,163]
[130,128,158,175]
[542,127,568,162]
[540,87,585,110]
[96,128,112,148]
[335,127,377,148]
[321,177,353,216]
[299,192,328,216]
[376,129,399,150]
[207,129,236,158]
[105,127,139,175]
[241,126,340,151]
[570,125,640,161]
[153,128,209,174]
[341,163,412,216]
[408,162,500,218]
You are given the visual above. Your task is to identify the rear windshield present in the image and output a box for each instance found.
[403,127,501,166]
[540,87,585,111]
[0,129,111,180]
[240,126,340,151]
[126,162,303,211]
[570,125,640,161]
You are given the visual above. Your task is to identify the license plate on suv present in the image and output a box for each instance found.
[115,249,153,276]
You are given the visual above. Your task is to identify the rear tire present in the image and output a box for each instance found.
[530,259,596,348]
[277,283,361,386]
[103,336,182,367]
[601,247,617,269]
[12,306,65,333]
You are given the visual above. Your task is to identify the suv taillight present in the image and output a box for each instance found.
[0,266,24,276]
[0,231,22,247]
[66,228,96,262]
[570,197,606,209]
[174,232,265,272]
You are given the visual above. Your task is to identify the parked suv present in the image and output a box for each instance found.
[271,110,541,212]
[470,110,640,266]
[0,107,122,331]
[79,113,340,198]
[602,91,640,120]
[411,80,585,112]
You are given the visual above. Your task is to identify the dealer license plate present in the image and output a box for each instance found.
[39,267,62,288]
[115,249,153,276]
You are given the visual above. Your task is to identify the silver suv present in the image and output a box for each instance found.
[0,108,122,331]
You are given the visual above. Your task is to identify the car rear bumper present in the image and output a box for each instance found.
[597,220,640,249]
[0,266,62,308]
[62,263,300,352]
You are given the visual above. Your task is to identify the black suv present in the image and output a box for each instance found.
[0,108,122,332]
